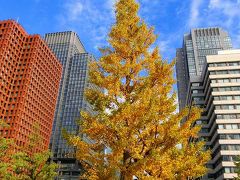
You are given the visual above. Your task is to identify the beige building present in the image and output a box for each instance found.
[186,49,240,179]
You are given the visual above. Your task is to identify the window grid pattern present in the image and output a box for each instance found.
[45,32,93,159]
[186,52,240,179]
[0,20,62,152]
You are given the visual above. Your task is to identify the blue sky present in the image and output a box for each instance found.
[1,0,240,61]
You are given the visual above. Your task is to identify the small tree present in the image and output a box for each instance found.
[9,150,58,180]
[235,156,240,179]
[0,121,58,179]
[0,120,14,179]
[65,0,210,179]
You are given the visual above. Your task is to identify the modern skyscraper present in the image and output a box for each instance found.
[176,28,240,179]
[0,20,62,151]
[185,50,240,179]
[176,28,232,110]
[44,31,94,179]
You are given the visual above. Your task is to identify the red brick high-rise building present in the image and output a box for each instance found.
[0,20,62,151]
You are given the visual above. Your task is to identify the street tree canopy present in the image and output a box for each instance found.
[0,121,58,180]
[64,0,210,179]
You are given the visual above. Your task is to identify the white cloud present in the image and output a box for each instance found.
[159,40,169,54]
[208,0,240,27]
[58,0,185,57]
[205,0,240,48]
[57,0,115,52]
[157,30,184,60]
[185,0,240,49]
[188,0,203,28]
[65,0,84,21]
[209,0,240,17]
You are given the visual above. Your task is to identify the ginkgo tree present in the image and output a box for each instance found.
[64,0,210,179]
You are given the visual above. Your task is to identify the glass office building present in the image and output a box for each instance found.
[176,28,240,179]
[44,32,94,179]
[176,28,232,110]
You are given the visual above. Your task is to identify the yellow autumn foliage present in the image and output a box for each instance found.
[65,0,210,179]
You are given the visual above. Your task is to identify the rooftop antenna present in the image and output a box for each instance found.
[16,17,19,23]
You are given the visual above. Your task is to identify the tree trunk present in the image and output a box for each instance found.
[120,150,130,180]
[120,174,126,180]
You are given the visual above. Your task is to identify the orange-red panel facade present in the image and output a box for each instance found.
[0,20,62,151]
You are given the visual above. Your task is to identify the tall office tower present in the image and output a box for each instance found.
[44,31,94,179]
[0,20,62,151]
[186,50,240,179]
[176,28,232,110]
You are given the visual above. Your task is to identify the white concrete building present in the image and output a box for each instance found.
[186,50,240,179]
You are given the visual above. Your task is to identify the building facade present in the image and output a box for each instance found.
[185,50,240,179]
[0,20,62,151]
[176,28,232,110]
[44,31,94,179]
